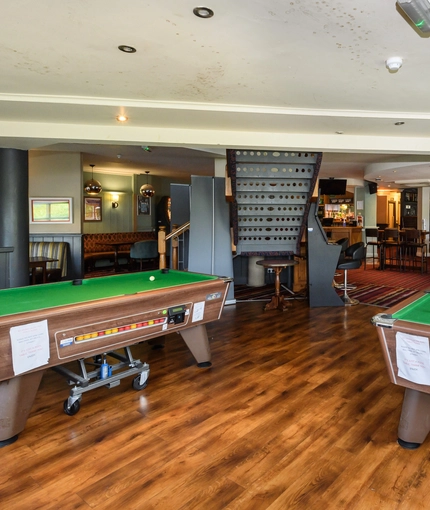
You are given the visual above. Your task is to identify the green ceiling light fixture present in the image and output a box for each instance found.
[84,164,102,195]
[140,171,155,198]
[397,0,430,34]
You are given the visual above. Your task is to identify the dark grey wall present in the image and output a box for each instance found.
[0,149,29,288]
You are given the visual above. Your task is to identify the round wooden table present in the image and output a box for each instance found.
[256,259,298,311]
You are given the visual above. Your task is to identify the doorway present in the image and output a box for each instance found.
[388,201,397,228]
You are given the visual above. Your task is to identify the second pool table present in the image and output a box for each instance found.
[373,291,430,448]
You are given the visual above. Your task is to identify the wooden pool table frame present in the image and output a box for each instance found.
[0,275,231,446]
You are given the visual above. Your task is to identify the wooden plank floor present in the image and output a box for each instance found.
[1,299,430,509]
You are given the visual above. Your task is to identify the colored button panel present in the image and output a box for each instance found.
[74,317,166,343]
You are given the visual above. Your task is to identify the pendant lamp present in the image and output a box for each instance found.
[84,164,102,195]
[140,171,155,198]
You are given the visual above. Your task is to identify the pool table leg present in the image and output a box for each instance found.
[0,371,44,447]
[398,388,430,449]
[179,325,212,368]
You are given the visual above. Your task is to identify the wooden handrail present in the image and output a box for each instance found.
[158,222,191,270]
[165,222,190,241]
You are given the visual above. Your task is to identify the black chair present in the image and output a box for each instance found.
[336,237,349,255]
[364,228,382,269]
[336,242,365,305]
[322,217,334,227]
[129,240,158,271]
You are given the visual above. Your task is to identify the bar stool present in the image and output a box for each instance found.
[336,242,365,305]
[333,238,353,290]
[364,228,382,269]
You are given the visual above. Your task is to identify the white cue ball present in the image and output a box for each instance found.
[149,276,155,281]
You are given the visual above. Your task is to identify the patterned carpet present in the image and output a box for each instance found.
[346,264,430,291]
[333,264,430,307]
[335,283,417,308]
[236,264,430,308]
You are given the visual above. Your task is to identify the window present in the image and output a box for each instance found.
[30,198,73,224]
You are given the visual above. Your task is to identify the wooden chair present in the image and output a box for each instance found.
[382,228,403,270]
[402,229,427,273]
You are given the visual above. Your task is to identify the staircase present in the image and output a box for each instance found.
[227,149,322,257]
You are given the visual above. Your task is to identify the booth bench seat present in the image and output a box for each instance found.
[83,232,157,271]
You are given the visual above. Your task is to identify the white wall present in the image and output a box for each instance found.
[29,151,82,234]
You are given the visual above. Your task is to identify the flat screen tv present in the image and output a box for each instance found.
[366,181,378,194]
[318,179,347,196]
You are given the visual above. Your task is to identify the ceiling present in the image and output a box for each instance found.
[2,1,430,188]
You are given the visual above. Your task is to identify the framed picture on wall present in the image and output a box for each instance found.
[29,197,73,224]
[137,196,151,215]
[84,197,102,222]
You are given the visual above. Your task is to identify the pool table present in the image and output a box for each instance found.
[372,291,430,448]
[0,270,231,445]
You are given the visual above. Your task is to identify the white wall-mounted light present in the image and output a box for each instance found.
[111,193,119,209]
[386,57,403,72]
[397,0,430,34]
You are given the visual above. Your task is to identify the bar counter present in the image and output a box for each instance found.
[322,226,363,245]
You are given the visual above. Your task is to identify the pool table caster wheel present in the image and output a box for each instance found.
[0,434,19,447]
[63,398,81,416]
[197,361,212,368]
[398,438,421,449]
[132,372,149,391]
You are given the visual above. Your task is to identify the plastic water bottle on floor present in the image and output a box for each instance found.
[100,356,109,379]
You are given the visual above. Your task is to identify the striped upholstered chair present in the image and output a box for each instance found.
[29,241,69,281]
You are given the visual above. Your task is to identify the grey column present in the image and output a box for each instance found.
[188,176,235,303]
[0,149,29,288]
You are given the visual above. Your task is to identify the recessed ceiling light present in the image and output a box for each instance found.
[118,45,136,53]
[395,121,405,125]
[116,115,128,122]
[193,7,214,18]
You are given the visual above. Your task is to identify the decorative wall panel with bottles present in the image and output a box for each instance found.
[227,149,321,255]
[401,188,418,229]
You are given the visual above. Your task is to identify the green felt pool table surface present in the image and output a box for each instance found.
[392,292,430,325]
[0,270,217,316]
